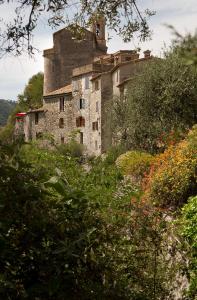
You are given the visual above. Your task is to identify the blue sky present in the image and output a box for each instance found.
[0,0,196,101]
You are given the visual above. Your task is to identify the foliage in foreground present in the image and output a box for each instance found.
[0,143,117,299]
[179,196,197,298]
[0,1,154,57]
[0,141,178,300]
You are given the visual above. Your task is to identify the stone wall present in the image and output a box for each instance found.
[24,95,73,144]
[25,112,46,141]
[90,78,102,155]
[100,73,113,153]
[43,27,107,95]
[70,72,104,155]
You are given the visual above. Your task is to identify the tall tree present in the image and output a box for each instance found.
[0,72,43,143]
[0,0,154,56]
[18,72,44,109]
[110,33,197,154]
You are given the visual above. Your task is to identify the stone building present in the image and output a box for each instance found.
[18,18,153,155]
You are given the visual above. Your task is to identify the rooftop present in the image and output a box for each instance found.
[27,108,45,114]
[44,84,72,97]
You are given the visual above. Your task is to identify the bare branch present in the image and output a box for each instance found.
[0,0,155,56]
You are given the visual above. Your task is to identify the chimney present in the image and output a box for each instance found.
[130,50,139,60]
[143,50,151,58]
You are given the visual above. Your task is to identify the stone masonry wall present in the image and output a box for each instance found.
[25,95,73,144]
[25,112,46,141]
[90,78,102,155]
[100,73,113,153]
[72,74,93,153]
[44,28,107,95]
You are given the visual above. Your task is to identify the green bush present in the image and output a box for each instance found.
[0,143,125,300]
[179,195,197,298]
[116,150,154,183]
[56,130,85,159]
[0,142,180,299]
[104,145,126,165]
[57,140,84,158]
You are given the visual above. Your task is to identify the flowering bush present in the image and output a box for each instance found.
[116,150,154,185]
[144,125,197,208]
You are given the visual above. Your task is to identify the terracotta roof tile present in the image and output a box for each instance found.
[90,73,102,81]
[27,108,45,113]
[44,84,72,97]
[117,78,133,87]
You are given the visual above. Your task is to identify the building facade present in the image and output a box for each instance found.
[17,19,153,155]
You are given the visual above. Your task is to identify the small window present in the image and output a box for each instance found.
[59,118,64,128]
[85,76,89,89]
[61,136,64,144]
[92,121,98,131]
[35,112,39,125]
[79,98,85,109]
[95,80,99,91]
[59,97,65,112]
[73,80,79,92]
[80,132,83,144]
[96,101,99,112]
[95,140,98,150]
[76,116,85,127]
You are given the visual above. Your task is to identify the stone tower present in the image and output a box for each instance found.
[43,18,107,95]
[91,16,106,51]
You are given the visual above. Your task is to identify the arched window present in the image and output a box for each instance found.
[76,116,85,127]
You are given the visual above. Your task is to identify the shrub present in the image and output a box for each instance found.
[116,150,154,184]
[56,130,85,159]
[104,145,126,165]
[0,141,178,300]
[0,143,125,300]
[145,125,197,208]
[179,195,197,298]
[57,140,84,159]
[181,195,197,247]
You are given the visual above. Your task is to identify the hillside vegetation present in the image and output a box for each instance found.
[0,99,16,126]
[0,72,43,142]
[0,33,196,299]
